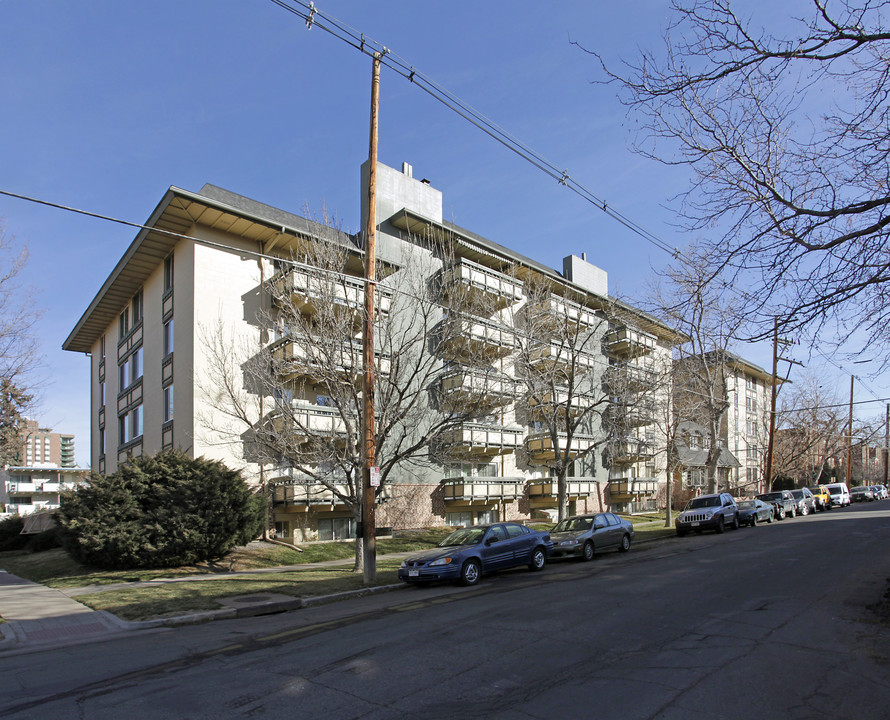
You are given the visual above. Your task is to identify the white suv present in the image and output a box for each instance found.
[676,493,740,536]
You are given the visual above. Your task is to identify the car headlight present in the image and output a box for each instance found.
[428,557,452,567]
[559,539,580,546]
[400,560,407,568]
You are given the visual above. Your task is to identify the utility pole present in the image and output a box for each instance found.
[846,375,854,487]
[361,52,381,584]
[764,318,800,493]
[884,405,890,485]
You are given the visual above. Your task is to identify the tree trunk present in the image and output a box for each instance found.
[664,467,673,528]
[557,467,568,522]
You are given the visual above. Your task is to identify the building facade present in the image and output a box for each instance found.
[18,419,75,467]
[0,465,89,518]
[64,161,680,542]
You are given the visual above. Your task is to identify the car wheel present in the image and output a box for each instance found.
[528,546,546,571]
[732,514,740,530]
[582,541,595,561]
[715,517,725,534]
[790,507,797,518]
[459,559,481,586]
[750,515,757,527]
[619,534,631,552]
[766,512,773,523]
[777,508,786,520]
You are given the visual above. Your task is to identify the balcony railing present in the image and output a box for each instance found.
[527,477,599,499]
[605,327,657,358]
[272,478,393,508]
[270,336,391,381]
[439,367,517,410]
[527,294,601,334]
[609,439,658,464]
[528,341,599,372]
[605,403,655,428]
[271,403,349,443]
[524,432,597,462]
[603,362,657,394]
[6,482,38,493]
[435,422,524,456]
[439,259,524,310]
[269,267,392,318]
[436,315,515,361]
[441,477,526,503]
[608,478,658,500]
[527,387,597,417]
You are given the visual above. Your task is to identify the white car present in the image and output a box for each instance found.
[825,482,851,507]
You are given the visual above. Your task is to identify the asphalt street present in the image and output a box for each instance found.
[1,502,888,719]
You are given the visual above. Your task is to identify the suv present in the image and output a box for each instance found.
[809,486,832,511]
[790,488,816,516]
[676,493,740,536]
[757,490,797,520]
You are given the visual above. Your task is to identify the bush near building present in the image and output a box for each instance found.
[57,450,264,570]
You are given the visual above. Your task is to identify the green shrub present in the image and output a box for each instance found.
[0,515,27,551]
[57,450,264,570]
[26,527,61,553]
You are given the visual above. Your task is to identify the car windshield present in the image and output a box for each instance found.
[791,491,803,498]
[737,500,754,509]
[438,527,487,547]
[552,517,594,533]
[686,496,720,509]
[759,492,782,502]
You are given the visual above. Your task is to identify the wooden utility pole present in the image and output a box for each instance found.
[764,319,779,493]
[884,404,889,486]
[361,52,381,584]
[846,375,854,487]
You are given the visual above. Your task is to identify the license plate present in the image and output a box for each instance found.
[409,570,419,577]
[691,522,700,527]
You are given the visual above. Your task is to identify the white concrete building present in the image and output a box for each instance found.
[0,465,89,517]
[64,161,680,542]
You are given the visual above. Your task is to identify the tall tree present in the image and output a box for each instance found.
[594,0,890,356]
[0,222,40,464]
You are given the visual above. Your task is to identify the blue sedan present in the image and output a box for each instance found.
[398,522,553,586]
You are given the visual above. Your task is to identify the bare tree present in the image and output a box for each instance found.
[593,0,890,357]
[647,247,746,494]
[199,226,508,571]
[0,222,40,464]
[506,272,612,522]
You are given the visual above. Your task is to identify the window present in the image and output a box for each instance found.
[120,358,130,389]
[686,470,704,487]
[164,385,174,422]
[164,254,174,293]
[119,404,143,445]
[100,334,106,359]
[317,517,355,541]
[99,427,105,457]
[163,318,174,356]
[446,511,473,527]
[274,521,291,539]
[119,347,143,390]
[119,308,129,337]
[99,381,105,406]
[131,290,143,325]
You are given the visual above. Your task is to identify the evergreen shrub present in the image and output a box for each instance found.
[57,450,264,569]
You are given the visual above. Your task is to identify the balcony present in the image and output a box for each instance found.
[528,341,599,373]
[6,482,37,493]
[435,422,524,457]
[441,477,526,504]
[269,267,392,320]
[270,336,390,382]
[527,477,599,506]
[271,403,349,443]
[605,327,657,358]
[527,387,597,417]
[608,477,658,501]
[609,439,657,464]
[527,294,601,334]
[605,402,655,429]
[603,362,657,394]
[438,367,517,411]
[436,315,515,361]
[439,259,523,310]
[272,477,393,510]
[525,432,597,463]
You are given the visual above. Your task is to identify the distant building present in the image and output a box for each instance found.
[0,464,89,517]
[19,419,76,467]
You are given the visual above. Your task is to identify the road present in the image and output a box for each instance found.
[1,502,889,719]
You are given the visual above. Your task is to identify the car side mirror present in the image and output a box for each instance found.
[486,536,499,545]
[594,522,605,530]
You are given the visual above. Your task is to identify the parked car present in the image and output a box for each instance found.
[790,488,817,516]
[737,499,773,526]
[851,485,875,502]
[756,490,797,520]
[549,513,634,560]
[826,482,851,507]
[808,486,832,511]
[871,485,888,500]
[675,493,740,536]
[398,522,553,586]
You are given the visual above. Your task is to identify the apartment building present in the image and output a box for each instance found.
[0,464,89,518]
[63,161,680,542]
[18,419,76,467]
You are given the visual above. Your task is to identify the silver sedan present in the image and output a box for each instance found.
[549,512,634,561]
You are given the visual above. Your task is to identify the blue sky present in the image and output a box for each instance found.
[2,1,886,466]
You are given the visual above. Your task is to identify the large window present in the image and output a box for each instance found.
[131,290,143,325]
[119,347,143,390]
[318,517,355,541]
[119,404,143,444]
